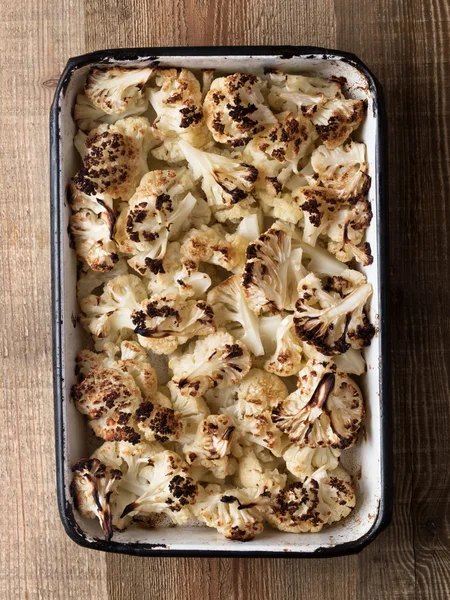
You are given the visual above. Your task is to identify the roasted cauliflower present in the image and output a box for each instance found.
[170,331,252,398]
[70,66,373,542]
[204,73,277,146]
[272,359,364,449]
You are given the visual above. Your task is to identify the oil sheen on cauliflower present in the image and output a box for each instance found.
[170,330,252,398]
[272,358,364,449]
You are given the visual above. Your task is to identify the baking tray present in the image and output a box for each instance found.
[50,46,392,557]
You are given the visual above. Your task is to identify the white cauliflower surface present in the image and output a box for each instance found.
[69,65,374,542]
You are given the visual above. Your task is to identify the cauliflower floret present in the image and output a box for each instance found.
[143,241,212,298]
[183,414,237,479]
[129,294,216,355]
[257,192,303,225]
[72,346,182,444]
[180,224,246,272]
[294,273,374,354]
[241,223,305,314]
[223,369,287,456]
[179,140,258,212]
[266,71,343,113]
[272,359,364,449]
[244,111,317,199]
[166,380,210,445]
[234,447,286,495]
[70,458,123,540]
[212,197,260,224]
[207,275,265,357]
[148,68,209,146]
[193,484,266,541]
[170,331,252,398]
[265,465,355,532]
[204,73,277,146]
[76,340,158,400]
[332,348,366,376]
[77,257,129,300]
[293,186,340,246]
[264,314,304,377]
[236,369,288,417]
[69,209,119,272]
[298,239,347,276]
[79,274,147,350]
[283,445,340,479]
[311,98,366,149]
[311,141,371,203]
[93,442,198,527]
[327,198,373,265]
[74,92,149,133]
[73,117,154,201]
[84,66,153,115]
[115,169,198,266]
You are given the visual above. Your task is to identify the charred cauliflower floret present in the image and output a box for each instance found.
[79,274,147,351]
[179,140,258,213]
[119,448,198,523]
[266,71,343,114]
[265,465,355,533]
[143,241,212,298]
[180,224,247,273]
[204,73,277,146]
[167,380,211,445]
[193,484,266,541]
[311,98,366,149]
[244,111,317,202]
[69,209,119,272]
[272,359,364,449]
[294,272,375,355]
[183,414,237,479]
[311,141,370,203]
[84,66,153,115]
[263,314,304,377]
[76,340,158,400]
[293,186,340,247]
[283,445,340,479]
[170,331,252,398]
[115,169,198,268]
[89,442,198,529]
[70,458,122,541]
[223,369,287,456]
[73,346,182,444]
[73,117,154,202]
[129,294,216,355]
[327,198,374,265]
[207,275,265,356]
[241,223,304,314]
[148,68,209,147]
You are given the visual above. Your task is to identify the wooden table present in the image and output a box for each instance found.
[1,0,449,598]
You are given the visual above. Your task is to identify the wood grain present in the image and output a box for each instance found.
[1,0,449,598]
